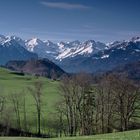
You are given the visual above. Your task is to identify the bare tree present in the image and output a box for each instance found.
[96,75,118,133]
[9,93,22,130]
[55,101,66,137]
[28,80,44,136]
[60,75,77,136]
[0,96,5,113]
[59,73,94,136]
[57,73,140,136]
[22,94,28,132]
[0,87,5,119]
[1,107,14,136]
[112,76,140,131]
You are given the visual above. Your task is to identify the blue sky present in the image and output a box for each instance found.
[0,0,140,43]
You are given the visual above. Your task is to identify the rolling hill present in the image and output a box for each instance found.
[107,61,140,81]
[0,68,60,133]
[0,129,140,140]
[5,59,66,79]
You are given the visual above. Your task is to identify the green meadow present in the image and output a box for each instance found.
[0,130,140,140]
[0,68,61,133]
[0,68,140,140]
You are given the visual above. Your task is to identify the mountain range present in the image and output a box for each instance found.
[0,35,140,74]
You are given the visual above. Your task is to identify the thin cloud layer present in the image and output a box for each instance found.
[41,1,90,10]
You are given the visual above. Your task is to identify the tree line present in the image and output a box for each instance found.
[0,80,44,137]
[0,73,140,137]
[56,73,140,136]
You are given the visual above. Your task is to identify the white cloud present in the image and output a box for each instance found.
[41,1,90,10]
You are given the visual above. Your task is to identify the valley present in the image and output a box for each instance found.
[0,0,140,139]
[0,35,140,139]
[0,68,60,134]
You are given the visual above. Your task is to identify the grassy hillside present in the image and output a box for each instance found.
[0,68,60,132]
[0,67,140,138]
[0,130,140,140]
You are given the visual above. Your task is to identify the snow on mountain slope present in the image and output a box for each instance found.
[24,38,107,61]
[0,34,139,68]
[6,36,25,47]
[106,36,140,48]
[130,36,140,43]
[25,38,45,52]
[0,35,38,65]
[96,37,140,60]
[25,38,59,59]
[56,40,107,60]
[56,41,93,60]
[59,36,140,73]
[0,35,25,47]
[0,35,108,61]
[0,35,6,44]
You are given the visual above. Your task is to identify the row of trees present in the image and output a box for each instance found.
[56,73,140,136]
[0,81,44,136]
[0,73,140,137]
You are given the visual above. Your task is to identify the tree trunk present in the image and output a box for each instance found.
[37,108,41,136]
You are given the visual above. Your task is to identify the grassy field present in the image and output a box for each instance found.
[0,130,140,140]
[0,68,61,132]
[0,68,140,139]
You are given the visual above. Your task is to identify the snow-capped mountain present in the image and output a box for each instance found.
[0,35,25,47]
[0,34,139,74]
[25,38,59,60]
[0,35,108,62]
[0,35,37,65]
[56,40,107,60]
[24,36,140,64]
[0,35,6,44]
[24,38,107,61]
[59,36,140,73]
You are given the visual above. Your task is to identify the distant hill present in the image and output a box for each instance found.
[5,59,66,79]
[107,61,140,81]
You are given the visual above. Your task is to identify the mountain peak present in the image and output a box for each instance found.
[28,38,43,45]
[4,35,25,46]
[0,34,6,38]
[25,38,45,52]
[130,36,140,42]
[45,40,55,46]
[0,35,6,44]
